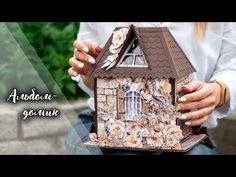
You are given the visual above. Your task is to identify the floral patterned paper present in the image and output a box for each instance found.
[101,27,129,70]
[90,77,186,150]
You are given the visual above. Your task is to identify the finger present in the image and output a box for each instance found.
[69,57,84,69]
[179,84,213,103]
[75,50,96,64]
[181,106,214,121]
[82,41,101,56]
[95,44,103,53]
[73,40,89,53]
[181,81,203,93]
[73,40,100,57]
[68,57,90,75]
[180,95,216,111]
[68,67,78,77]
[185,116,209,126]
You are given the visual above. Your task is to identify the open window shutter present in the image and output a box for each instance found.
[117,88,125,121]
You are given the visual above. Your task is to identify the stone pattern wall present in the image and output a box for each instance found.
[96,78,163,122]
[0,100,88,154]
[97,78,119,120]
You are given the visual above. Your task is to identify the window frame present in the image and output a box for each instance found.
[124,90,142,121]
[117,38,148,68]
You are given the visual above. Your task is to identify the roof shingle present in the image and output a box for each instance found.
[87,25,196,79]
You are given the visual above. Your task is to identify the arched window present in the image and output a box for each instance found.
[125,90,142,120]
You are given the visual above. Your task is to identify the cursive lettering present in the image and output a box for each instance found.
[6,88,56,104]
[22,108,60,120]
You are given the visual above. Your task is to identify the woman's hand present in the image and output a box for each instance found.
[68,40,103,89]
[68,40,102,76]
[178,81,221,126]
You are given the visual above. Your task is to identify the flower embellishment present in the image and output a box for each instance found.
[110,28,129,51]
[126,122,141,136]
[89,133,98,142]
[124,135,142,148]
[109,123,126,139]
[101,27,129,70]
[162,125,183,140]
[146,137,164,148]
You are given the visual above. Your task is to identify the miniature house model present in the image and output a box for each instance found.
[86,25,206,151]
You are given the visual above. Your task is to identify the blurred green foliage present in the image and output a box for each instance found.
[17,22,87,100]
[0,22,45,100]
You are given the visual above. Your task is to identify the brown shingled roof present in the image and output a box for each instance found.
[87,25,196,79]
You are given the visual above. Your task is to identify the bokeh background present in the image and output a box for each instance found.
[19,23,89,100]
[0,22,87,101]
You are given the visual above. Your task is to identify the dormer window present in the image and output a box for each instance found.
[117,38,148,67]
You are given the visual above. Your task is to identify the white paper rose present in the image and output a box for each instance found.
[125,135,142,148]
[98,131,107,141]
[111,27,129,48]
[115,120,126,127]
[126,122,141,135]
[101,27,129,70]
[162,125,183,140]
[165,139,182,150]
[110,27,129,54]
[137,117,148,127]
[89,133,98,142]
[109,123,126,139]
[154,122,165,132]
[109,45,122,54]
[146,137,164,148]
